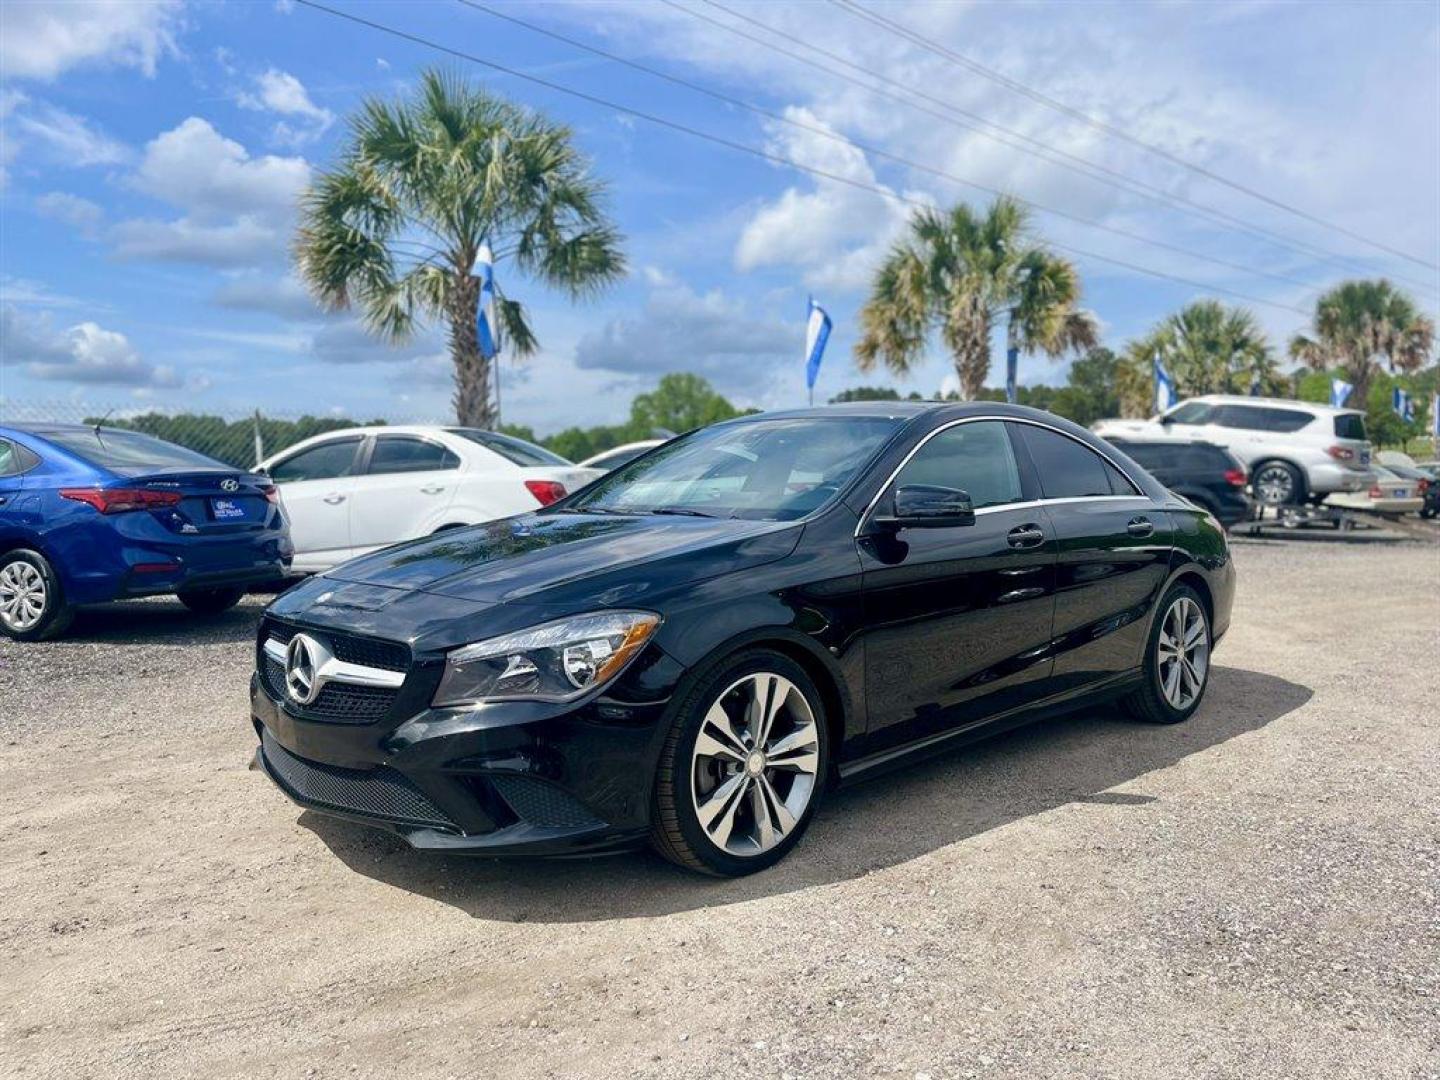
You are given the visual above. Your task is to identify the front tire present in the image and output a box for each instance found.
[0,549,74,642]
[176,585,246,615]
[650,649,829,877]
[1122,584,1212,724]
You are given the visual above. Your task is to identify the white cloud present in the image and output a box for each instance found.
[35,191,104,235]
[0,0,183,81]
[0,304,179,387]
[236,69,334,146]
[129,117,309,222]
[0,276,90,309]
[735,108,920,292]
[211,273,325,321]
[9,99,129,165]
[575,281,799,395]
[109,216,284,267]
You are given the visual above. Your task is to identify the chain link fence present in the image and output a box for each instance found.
[0,400,451,469]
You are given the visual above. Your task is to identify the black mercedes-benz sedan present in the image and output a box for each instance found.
[251,403,1233,876]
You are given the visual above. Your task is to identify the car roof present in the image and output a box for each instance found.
[742,400,1066,423]
[1183,394,1357,415]
[3,422,153,437]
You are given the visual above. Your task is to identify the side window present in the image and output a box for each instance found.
[368,436,460,475]
[268,438,362,484]
[1019,425,1136,499]
[893,421,1023,509]
[1214,405,1311,433]
[1165,402,1213,425]
[0,439,15,477]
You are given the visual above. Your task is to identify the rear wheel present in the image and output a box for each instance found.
[0,549,74,642]
[651,649,828,876]
[1252,460,1304,507]
[1122,584,1211,724]
[177,585,246,615]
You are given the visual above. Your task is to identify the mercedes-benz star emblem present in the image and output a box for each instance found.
[220,478,240,492]
[285,634,323,705]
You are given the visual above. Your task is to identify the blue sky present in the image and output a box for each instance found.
[2,0,1437,434]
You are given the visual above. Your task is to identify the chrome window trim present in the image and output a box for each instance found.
[854,415,1148,537]
[263,636,406,690]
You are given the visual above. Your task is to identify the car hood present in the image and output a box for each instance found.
[322,511,804,607]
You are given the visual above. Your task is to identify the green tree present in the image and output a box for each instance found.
[1288,280,1435,417]
[294,69,625,428]
[627,373,741,436]
[856,196,1097,400]
[1146,300,1279,396]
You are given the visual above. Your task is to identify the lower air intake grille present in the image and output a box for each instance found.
[489,775,605,830]
[261,729,455,831]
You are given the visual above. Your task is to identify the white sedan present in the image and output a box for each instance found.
[260,426,600,573]
[1326,465,1424,516]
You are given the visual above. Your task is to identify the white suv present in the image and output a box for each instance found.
[1092,395,1372,506]
[260,426,601,573]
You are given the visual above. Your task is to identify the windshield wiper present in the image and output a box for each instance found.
[648,506,723,518]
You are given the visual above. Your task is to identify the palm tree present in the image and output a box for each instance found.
[856,196,1097,400]
[1288,280,1435,409]
[295,70,625,427]
[1147,300,1280,397]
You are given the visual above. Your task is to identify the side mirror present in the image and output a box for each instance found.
[1158,413,1175,425]
[872,484,976,531]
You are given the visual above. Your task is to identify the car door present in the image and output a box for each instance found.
[266,435,364,572]
[1011,423,1173,692]
[346,434,461,555]
[857,419,1058,754]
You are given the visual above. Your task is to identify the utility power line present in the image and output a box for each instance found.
[456,0,1322,297]
[830,0,1440,272]
[671,0,1439,299]
[292,0,1316,317]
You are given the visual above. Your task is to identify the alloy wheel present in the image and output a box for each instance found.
[0,560,47,632]
[1254,464,1295,505]
[689,672,821,856]
[1156,596,1209,710]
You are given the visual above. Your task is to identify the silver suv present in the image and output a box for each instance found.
[1093,395,1372,506]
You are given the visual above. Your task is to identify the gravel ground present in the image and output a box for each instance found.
[2,538,1437,1080]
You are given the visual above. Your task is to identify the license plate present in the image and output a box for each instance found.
[1360,450,1371,464]
[1392,489,1406,498]
[212,497,248,521]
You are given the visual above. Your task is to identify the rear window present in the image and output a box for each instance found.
[1333,413,1367,440]
[448,428,571,467]
[37,428,224,471]
[1213,405,1313,433]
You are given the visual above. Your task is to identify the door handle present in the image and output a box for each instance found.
[998,586,1046,604]
[1127,516,1154,538]
[420,485,446,495]
[0,496,7,506]
[1007,524,1045,549]
[323,493,346,505]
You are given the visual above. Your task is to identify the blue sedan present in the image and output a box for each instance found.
[0,424,293,640]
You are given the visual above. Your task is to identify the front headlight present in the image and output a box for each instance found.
[432,610,661,707]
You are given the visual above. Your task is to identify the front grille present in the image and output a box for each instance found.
[261,729,456,831]
[262,618,410,671]
[490,775,605,830]
[260,655,395,724]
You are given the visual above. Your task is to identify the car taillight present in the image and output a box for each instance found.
[1368,484,1383,498]
[261,484,280,505]
[1418,478,1430,494]
[60,487,183,514]
[1326,445,1355,461]
[1224,468,1247,487]
[524,479,567,506]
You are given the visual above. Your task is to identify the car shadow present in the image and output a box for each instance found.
[61,598,265,645]
[301,665,1310,923]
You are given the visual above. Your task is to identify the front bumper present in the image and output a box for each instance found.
[249,637,684,855]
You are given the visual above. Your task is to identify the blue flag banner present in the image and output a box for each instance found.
[1248,375,1262,397]
[1392,387,1413,423]
[1330,377,1353,408]
[1153,356,1177,415]
[1432,393,1440,438]
[1005,345,1019,404]
[474,242,499,361]
[804,297,832,402]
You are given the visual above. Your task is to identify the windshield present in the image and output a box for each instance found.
[39,428,226,471]
[448,428,572,467]
[566,416,901,521]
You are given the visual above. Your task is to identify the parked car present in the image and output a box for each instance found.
[1092,395,1372,507]
[1326,464,1424,515]
[258,426,602,574]
[0,424,291,641]
[1103,438,1251,528]
[251,403,1233,877]
[1377,462,1436,518]
[577,439,665,472]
